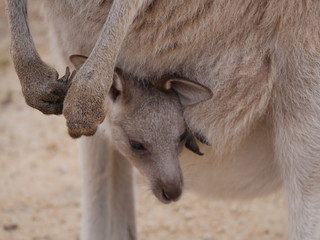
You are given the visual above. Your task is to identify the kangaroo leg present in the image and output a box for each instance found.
[273,48,320,240]
[6,0,72,115]
[80,134,136,240]
[63,0,151,138]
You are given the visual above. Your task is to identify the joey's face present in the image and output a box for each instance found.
[68,54,212,203]
[109,91,186,203]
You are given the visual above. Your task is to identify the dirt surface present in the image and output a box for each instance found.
[0,2,287,240]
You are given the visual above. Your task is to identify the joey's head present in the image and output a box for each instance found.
[70,55,212,203]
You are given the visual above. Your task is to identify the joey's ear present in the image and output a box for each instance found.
[109,68,124,102]
[69,55,88,70]
[163,78,212,106]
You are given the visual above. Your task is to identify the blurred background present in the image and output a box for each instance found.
[0,1,287,240]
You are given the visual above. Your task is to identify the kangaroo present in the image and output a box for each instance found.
[6,0,320,240]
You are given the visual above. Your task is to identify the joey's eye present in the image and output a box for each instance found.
[179,130,188,142]
[129,140,147,151]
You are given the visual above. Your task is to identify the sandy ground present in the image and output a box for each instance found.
[0,2,288,240]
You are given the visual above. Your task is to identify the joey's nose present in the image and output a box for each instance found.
[158,179,183,203]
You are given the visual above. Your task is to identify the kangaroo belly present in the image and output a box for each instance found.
[181,120,282,199]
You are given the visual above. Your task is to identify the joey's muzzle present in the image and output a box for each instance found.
[152,175,184,204]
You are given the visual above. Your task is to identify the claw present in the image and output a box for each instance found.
[69,69,76,81]
[58,67,70,82]
[185,132,204,156]
[58,67,76,83]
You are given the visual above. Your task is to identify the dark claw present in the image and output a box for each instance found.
[185,133,204,156]
[58,67,70,82]
[58,67,76,84]
[69,70,76,81]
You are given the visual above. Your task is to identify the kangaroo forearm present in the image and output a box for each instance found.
[81,0,151,89]
[7,0,41,63]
